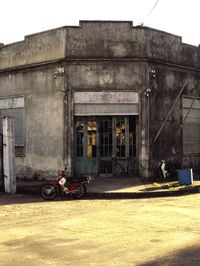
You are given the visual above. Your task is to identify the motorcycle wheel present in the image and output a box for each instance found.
[41,184,57,200]
[72,185,86,199]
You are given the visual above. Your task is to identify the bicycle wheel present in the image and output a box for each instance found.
[127,160,137,176]
[113,163,122,177]
[128,158,143,177]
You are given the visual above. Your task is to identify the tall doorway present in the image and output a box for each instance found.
[74,116,138,176]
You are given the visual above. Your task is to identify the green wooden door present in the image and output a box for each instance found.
[74,117,98,175]
[74,116,138,176]
[99,117,113,174]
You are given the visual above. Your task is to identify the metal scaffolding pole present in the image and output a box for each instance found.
[153,80,187,143]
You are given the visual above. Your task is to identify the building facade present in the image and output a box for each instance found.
[0,21,199,179]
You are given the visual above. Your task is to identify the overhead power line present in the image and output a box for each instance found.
[139,0,161,26]
[146,0,160,18]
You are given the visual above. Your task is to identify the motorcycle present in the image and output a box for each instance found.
[40,168,94,200]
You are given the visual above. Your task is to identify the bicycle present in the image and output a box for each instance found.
[112,155,144,177]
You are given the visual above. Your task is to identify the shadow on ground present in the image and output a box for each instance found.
[0,193,48,205]
[141,244,200,266]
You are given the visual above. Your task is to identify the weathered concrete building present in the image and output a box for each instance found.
[0,21,199,179]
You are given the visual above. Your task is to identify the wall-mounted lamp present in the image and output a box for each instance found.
[149,67,158,90]
[145,88,151,97]
[150,68,156,79]
[54,66,65,78]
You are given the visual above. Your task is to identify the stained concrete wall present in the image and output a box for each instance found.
[65,62,148,174]
[66,21,146,58]
[145,28,200,68]
[146,28,182,63]
[1,21,199,69]
[149,65,200,171]
[67,62,146,90]
[0,21,199,178]
[0,28,66,69]
[0,66,64,178]
[0,27,66,178]
[64,22,200,68]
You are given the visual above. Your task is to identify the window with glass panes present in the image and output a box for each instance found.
[75,116,138,159]
[99,117,112,158]
[0,108,25,156]
[129,116,137,157]
[76,120,84,157]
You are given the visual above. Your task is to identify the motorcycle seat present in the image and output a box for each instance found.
[68,176,88,183]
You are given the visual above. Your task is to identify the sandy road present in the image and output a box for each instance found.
[0,193,200,265]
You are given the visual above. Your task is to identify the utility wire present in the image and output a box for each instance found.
[139,0,161,25]
[146,0,160,18]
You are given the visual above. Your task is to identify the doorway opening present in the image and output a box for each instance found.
[74,116,138,176]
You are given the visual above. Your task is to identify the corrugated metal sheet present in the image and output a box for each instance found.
[182,97,200,109]
[182,97,200,154]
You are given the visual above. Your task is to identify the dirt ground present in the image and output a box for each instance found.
[0,193,200,266]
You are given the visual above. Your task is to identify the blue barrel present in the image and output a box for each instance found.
[178,169,193,185]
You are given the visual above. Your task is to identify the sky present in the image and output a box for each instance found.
[0,0,199,46]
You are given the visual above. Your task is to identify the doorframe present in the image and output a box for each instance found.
[74,115,139,176]
[0,133,4,192]
[74,116,99,175]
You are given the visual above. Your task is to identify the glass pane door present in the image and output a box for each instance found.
[74,115,138,176]
[76,120,84,158]
[87,121,97,158]
[74,117,98,175]
[99,117,113,173]
[115,117,126,157]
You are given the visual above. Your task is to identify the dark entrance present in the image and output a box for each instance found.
[0,134,4,191]
[74,116,138,176]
